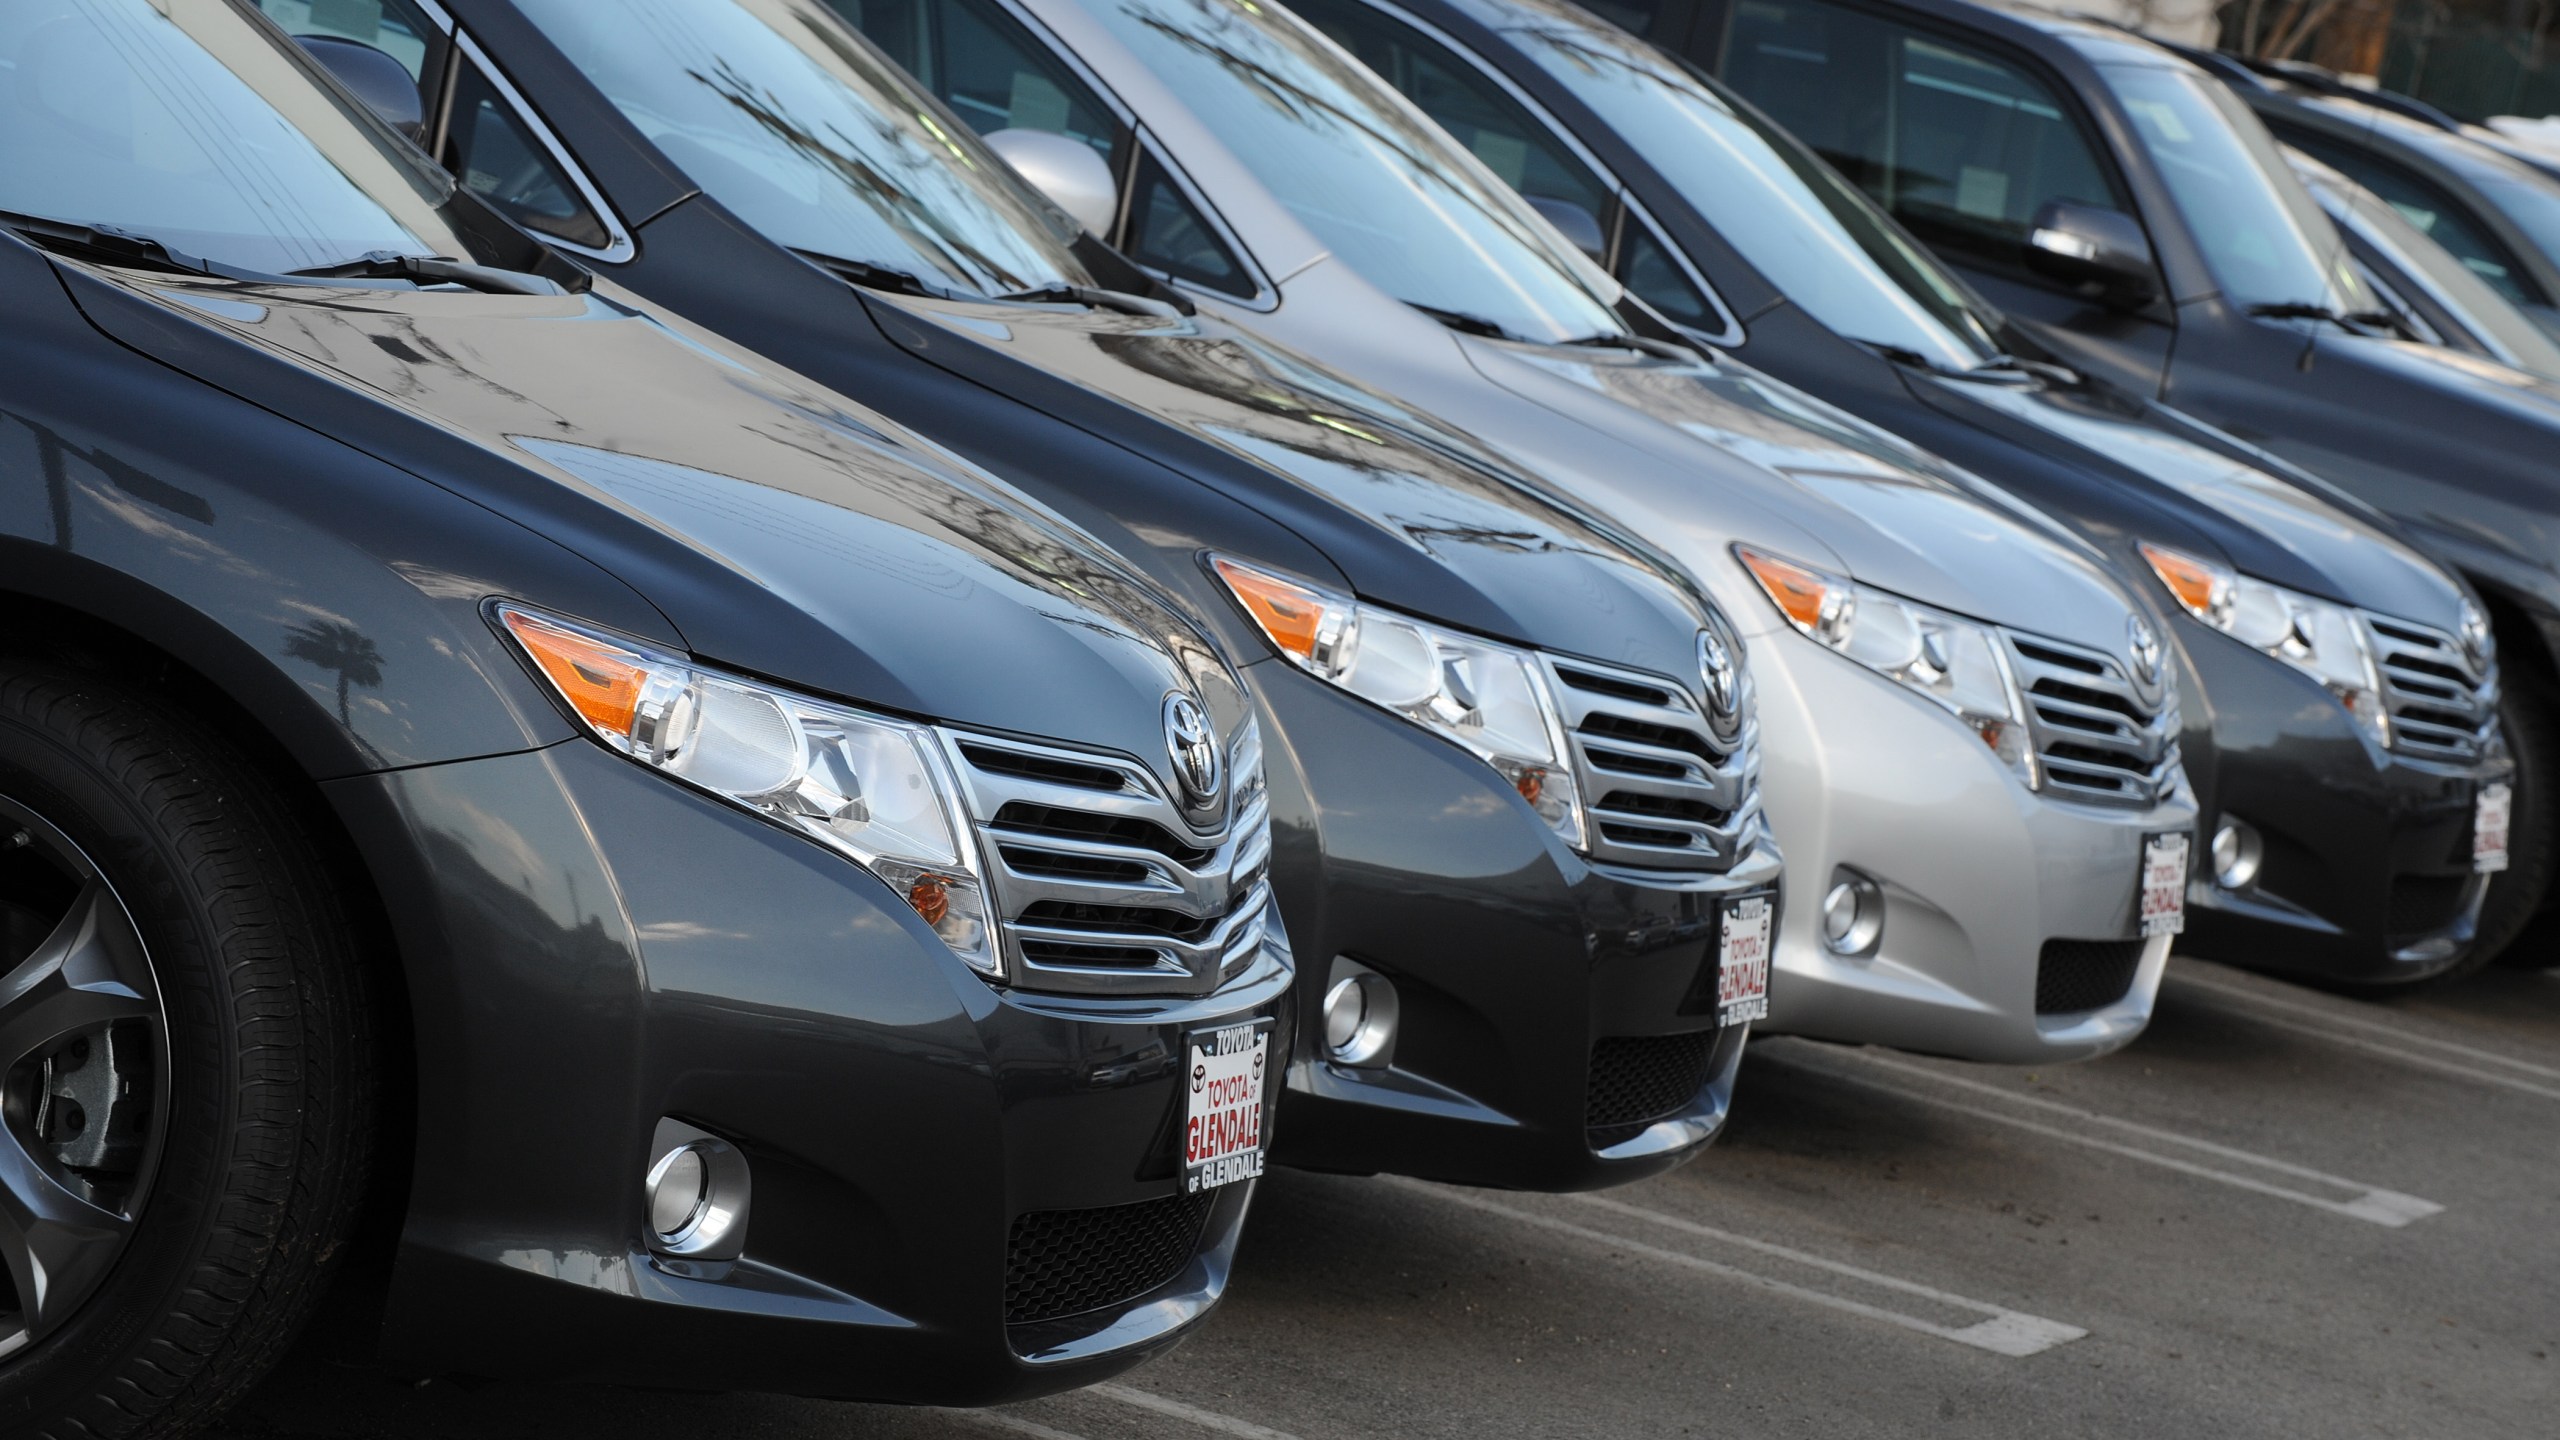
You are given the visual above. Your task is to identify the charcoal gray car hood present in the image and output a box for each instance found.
[873,292,1722,676]
[68,265,1242,782]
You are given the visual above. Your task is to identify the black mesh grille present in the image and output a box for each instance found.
[1005,1190,1217,1326]
[2388,873,2470,937]
[2035,939,2146,1015]
[1586,1032,1718,1143]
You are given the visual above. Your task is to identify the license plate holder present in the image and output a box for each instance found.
[2140,831,2189,937]
[1714,892,1773,1027]
[2475,782,2513,874]
[1183,1019,1271,1194]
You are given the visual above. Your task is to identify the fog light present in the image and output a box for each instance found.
[647,1145,709,1238]
[1322,961,1398,1067]
[1820,871,1884,956]
[2212,817,2263,890]
[642,1118,751,1261]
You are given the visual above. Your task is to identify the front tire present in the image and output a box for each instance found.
[0,664,372,1437]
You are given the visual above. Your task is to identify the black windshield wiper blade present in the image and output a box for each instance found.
[2246,300,2390,335]
[1968,352,2078,384]
[1411,303,1529,342]
[0,211,226,277]
[1556,331,1697,361]
[794,250,956,299]
[997,282,1184,318]
[288,250,564,296]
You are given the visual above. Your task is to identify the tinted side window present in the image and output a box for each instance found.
[1290,0,1611,223]
[1126,151,1255,296]
[833,0,1120,157]
[443,63,609,251]
[1618,216,1718,330]
[252,0,438,80]
[2279,126,2540,306]
[1720,0,2125,276]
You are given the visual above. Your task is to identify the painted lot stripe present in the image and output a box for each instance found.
[1088,1385,1305,1440]
[1769,1044,2443,1227]
[2172,974,2560,1101]
[1393,1178,2086,1356]
[962,1411,1097,1440]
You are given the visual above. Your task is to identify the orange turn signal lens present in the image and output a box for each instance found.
[2138,543,2225,620]
[500,608,653,738]
[907,874,952,927]
[1212,556,1335,663]
[1736,546,1834,633]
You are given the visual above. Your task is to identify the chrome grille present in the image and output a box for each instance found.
[2364,613,2498,761]
[2004,632,2180,807]
[941,722,1273,998]
[1545,656,1760,871]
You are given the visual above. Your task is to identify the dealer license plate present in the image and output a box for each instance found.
[1715,893,1773,1027]
[2140,832,2189,937]
[2475,782,2513,874]
[1183,1021,1270,1194]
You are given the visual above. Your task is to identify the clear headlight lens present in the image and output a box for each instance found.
[1210,556,1585,847]
[1736,545,2037,784]
[2139,543,2389,750]
[495,604,995,972]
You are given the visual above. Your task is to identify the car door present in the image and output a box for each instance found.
[1697,0,2176,394]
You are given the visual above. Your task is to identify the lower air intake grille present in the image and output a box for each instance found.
[1005,1190,1217,1325]
[2034,938,2146,1015]
[1586,1031,1718,1143]
[2387,873,2471,937]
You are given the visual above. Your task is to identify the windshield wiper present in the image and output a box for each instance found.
[794,250,955,300]
[1858,338,2062,386]
[2246,301,2397,335]
[288,250,564,296]
[1556,331,1697,361]
[996,282,1185,318]
[1411,304,1531,342]
[1,211,229,278]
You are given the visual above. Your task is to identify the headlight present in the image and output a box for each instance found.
[1736,545,2036,784]
[494,603,996,972]
[1210,556,1585,847]
[2138,543,2388,749]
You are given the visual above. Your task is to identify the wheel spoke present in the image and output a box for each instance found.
[0,1123,127,1339]
[0,880,156,1069]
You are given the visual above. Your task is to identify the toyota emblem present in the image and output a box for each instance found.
[2127,614,2164,690]
[1698,628,1739,719]
[1163,692,1222,807]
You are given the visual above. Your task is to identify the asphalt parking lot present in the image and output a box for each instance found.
[206,957,2559,1440]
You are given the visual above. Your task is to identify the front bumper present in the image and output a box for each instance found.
[331,739,1292,1404]
[1753,635,2195,1065]
[2172,619,2503,983]
[1252,665,1780,1194]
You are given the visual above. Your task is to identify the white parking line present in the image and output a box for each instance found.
[1769,1045,2444,1227]
[1395,1179,2086,1357]
[1089,1384,1305,1440]
[961,1411,1097,1440]
[2171,974,2560,1102]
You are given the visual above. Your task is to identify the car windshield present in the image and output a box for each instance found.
[2300,159,2560,374]
[1512,23,1999,368]
[1082,0,1623,343]
[0,0,472,275]
[2108,64,2375,314]
[509,0,1089,298]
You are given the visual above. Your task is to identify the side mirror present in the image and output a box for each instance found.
[983,128,1120,240]
[1525,195,1607,264]
[2024,201,2158,308]
[294,35,425,144]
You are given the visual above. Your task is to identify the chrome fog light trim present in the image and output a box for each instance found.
[643,1118,751,1261]
[2211,816,2264,891]
[1322,959,1399,1067]
[1820,871,1885,957]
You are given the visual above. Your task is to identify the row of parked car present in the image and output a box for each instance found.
[0,0,2551,1430]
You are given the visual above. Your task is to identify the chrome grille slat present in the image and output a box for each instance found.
[2003,630,2179,808]
[1548,651,1762,872]
[941,721,1275,997]
[2364,612,2498,762]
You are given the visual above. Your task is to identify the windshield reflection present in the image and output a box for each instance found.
[1086,0,1623,343]
[511,0,1089,298]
